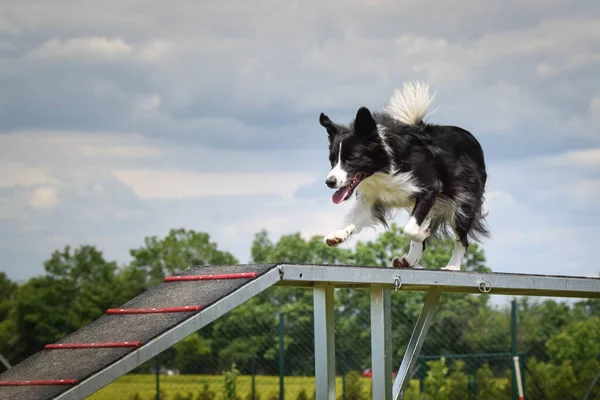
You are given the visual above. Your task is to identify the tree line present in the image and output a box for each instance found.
[0,225,599,398]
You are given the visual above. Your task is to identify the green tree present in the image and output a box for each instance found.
[129,228,238,286]
[9,245,128,362]
[0,272,18,367]
[517,298,574,362]
[546,316,600,371]
[173,333,213,373]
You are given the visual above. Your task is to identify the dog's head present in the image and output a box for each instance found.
[319,107,390,204]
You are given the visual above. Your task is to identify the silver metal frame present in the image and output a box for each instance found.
[21,264,599,400]
[0,353,11,370]
[278,264,600,298]
[313,283,336,399]
[280,264,600,400]
[370,285,393,400]
[392,288,443,399]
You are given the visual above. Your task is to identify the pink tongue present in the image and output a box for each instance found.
[332,186,352,204]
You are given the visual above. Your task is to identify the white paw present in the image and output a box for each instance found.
[324,230,349,247]
[442,265,461,271]
[403,217,430,242]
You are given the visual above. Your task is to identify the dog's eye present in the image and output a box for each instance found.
[346,153,360,163]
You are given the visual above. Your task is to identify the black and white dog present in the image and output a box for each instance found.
[319,81,489,271]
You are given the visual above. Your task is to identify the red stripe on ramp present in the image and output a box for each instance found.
[164,272,258,282]
[106,306,202,314]
[45,341,142,349]
[0,379,78,386]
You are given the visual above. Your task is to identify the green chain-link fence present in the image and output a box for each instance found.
[84,289,600,400]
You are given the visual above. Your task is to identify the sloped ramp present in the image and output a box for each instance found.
[0,264,281,400]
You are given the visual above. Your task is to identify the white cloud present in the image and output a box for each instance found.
[537,148,600,168]
[563,180,600,210]
[2,0,600,283]
[26,37,133,60]
[138,40,173,62]
[111,169,318,201]
[29,187,59,210]
[80,144,163,159]
[0,160,59,188]
[0,131,164,167]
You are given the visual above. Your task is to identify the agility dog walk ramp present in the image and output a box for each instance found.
[0,264,599,400]
[0,264,281,400]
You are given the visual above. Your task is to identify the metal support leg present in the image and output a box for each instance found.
[393,288,443,400]
[314,283,336,400]
[0,353,11,370]
[371,285,393,400]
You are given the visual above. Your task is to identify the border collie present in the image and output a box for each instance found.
[319,81,489,271]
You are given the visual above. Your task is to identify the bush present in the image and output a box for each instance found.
[445,360,468,400]
[296,388,309,400]
[197,384,216,400]
[476,363,503,400]
[345,370,366,400]
[223,363,241,400]
[422,358,448,400]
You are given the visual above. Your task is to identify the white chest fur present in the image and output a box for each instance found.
[356,171,421,209]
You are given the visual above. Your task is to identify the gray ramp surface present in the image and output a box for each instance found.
[0,264,278,400]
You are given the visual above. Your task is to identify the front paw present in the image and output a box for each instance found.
[392,257,413,268]
[324,230,349,247]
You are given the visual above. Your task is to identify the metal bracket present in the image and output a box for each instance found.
[477,278,492,293]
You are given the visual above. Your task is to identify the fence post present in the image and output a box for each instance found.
[340,353,346,400]
[511,298,517,400]
[469,360,477,400]
[279,312,285,400]
[155,357,160,400]
[251,354,256,400]
[520,353,527,397]
[418,357,425,393]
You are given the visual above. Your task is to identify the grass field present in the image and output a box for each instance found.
[87,373,421,400]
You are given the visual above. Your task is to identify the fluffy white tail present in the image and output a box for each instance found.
[383,81,435,125]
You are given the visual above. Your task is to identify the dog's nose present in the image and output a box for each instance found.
[326,177,337,188]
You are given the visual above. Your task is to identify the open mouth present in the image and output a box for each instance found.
[332,174,363,204]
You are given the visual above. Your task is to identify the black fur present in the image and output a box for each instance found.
[320,105,490,252]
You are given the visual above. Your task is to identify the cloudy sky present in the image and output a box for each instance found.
[0,0,599,283]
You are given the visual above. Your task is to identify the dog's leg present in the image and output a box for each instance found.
[403,191,437,243]
[393,239,425,268]
[393,191,437,268]
[442,204,473,271]
[443,240,466,271]
[325,195,376,247]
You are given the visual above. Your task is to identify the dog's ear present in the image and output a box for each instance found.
[319,113,339,139]
[354,107,377,136]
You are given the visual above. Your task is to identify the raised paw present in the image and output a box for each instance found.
[324,230,348,247]
[441,265,461,271]
[392,257,413,269]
